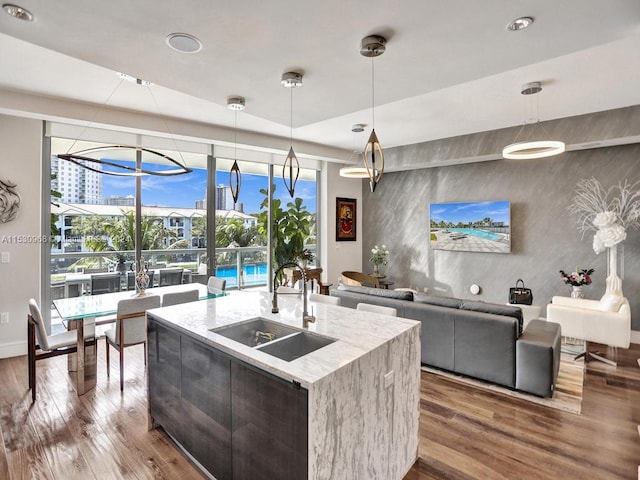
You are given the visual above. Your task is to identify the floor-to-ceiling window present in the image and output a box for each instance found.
[45,129,320,321]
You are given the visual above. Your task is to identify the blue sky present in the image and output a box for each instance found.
[102,161,316,214]
[430,201,510,225]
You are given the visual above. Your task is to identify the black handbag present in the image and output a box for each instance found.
[509,279,533,305]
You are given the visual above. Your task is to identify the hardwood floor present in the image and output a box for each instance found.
[1,341,639,479]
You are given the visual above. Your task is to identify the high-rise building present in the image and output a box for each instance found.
[216,184,235,211]
[51,155,103,204]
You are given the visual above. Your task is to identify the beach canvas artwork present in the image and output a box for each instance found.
[429,201,511,253]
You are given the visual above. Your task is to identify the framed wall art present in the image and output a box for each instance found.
[336,197,357,241]
[429,200,511,253]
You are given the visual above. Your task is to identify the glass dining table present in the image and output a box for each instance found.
[52,283,225,395]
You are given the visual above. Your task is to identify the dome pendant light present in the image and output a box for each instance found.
[281,72,302,197]
[502,82,565,160]
[361,35,386,193]
[227,96,245,205]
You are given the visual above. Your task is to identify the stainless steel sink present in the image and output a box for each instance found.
[211,317,301,347]
[255,331,336,362]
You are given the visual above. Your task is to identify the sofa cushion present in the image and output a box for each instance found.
[336,283,414,301]
[460,300,523,335]
[413,293,463,309]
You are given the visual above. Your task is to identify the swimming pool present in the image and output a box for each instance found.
[216,263,268,287]
[449,228,501,241]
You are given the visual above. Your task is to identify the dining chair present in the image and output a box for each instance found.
[27,298,78,402]
[127,270,155,290]
[105,295,161,391]
[356,302,397,317]
[91,273,122,295]
[207,275,227,292]
[309,292,340,306]
[162,289,199,307]
[158,268,183,287]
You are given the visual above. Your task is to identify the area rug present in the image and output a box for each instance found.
[421,352,585,414]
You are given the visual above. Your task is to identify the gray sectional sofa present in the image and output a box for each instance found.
[331,284,561,397]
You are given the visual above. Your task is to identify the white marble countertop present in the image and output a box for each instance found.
[147,290,420,388]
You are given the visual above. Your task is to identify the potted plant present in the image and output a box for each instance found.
[295,248,314,269]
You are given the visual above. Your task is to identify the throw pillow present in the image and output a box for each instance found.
[597,295,623,312]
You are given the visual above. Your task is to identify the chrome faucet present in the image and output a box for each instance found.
[272,261,316,327]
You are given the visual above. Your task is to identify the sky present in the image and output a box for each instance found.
[101,161,317,214]
[429,201,510,225]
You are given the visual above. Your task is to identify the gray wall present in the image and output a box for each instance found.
[362,144,640,329]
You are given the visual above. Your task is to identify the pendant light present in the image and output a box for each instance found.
[502,81,565,160]
[56,73,192,176]
[339,123,369,178]
[227,96,245,205]
[281,71,302,197]
[361,35,386,193]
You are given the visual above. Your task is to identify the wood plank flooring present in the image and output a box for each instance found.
[1,341,639,479]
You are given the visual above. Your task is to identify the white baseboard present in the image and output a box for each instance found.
[631,330,640,345]
[0,340,26,359]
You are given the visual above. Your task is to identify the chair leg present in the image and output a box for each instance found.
[27,319,36,401]
[105,338,110,377]
[119,346,124,392]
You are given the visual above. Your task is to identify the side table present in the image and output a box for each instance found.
[507,303,541,330]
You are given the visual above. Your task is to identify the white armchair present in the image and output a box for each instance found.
[546,296,630,365]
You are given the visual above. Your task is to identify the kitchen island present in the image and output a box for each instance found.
[146,290,420,480]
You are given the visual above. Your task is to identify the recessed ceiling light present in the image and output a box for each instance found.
[352,123,367,133]
[507,16,534,31]
[165,33,203,53]
[3,3,33,21]
[116,72,153,86]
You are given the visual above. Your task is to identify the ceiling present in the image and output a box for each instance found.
[1,0,640,160]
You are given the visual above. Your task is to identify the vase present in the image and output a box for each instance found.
[570,286,584,299]
[135,260,150,296]
[372,264,380,276]
[601,244,624,305]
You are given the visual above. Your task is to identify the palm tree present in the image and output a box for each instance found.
[73,211,169,260]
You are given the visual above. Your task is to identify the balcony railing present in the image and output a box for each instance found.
[50,245,317,299]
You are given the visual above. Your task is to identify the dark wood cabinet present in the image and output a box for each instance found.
[231,361,308,480]
[181,335,232,480]
[148,316,307,480]
[147,319,183,442]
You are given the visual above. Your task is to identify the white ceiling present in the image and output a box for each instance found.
[1,0,640,158]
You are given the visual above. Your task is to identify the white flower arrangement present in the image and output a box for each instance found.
[568,178,640,254]
[370,244,389,266]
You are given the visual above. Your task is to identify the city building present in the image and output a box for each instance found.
[215,184,234,211]
[51,155,102,204]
